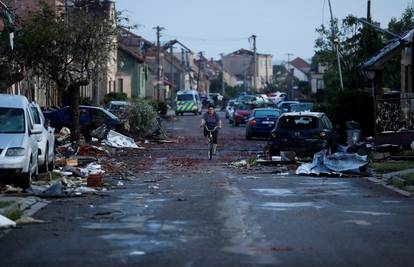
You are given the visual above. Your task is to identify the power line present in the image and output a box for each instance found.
[163,34,248,42]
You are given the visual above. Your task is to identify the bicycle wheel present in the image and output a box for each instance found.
[208,139,213,160]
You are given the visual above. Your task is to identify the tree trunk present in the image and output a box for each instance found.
[68,84,81,143]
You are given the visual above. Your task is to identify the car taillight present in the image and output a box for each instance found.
[249,120,256,126]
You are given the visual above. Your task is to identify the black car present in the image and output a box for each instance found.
[245,108,281,140]
[268,112,338,157]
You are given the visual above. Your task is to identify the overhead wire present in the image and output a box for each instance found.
[163,33,248,42]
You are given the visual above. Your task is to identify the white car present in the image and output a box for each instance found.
[0,94,42,188]
[30,103,55,172]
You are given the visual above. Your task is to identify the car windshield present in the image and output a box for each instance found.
[30,107,41,124]
[290,103,313,112]
[0,108,25,133]
[235,104,251,110]
[254,110,281,117]
[278,116,319,130]
[177,94,194,101]
[100,108,118,120]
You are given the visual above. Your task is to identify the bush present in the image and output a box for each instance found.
[147,99,168,116]
[103,92,128,105]
[127,98,157,138]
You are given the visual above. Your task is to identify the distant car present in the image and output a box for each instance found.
[30,103,55,173]
[0,94,42,188]
[44,106,122,138]
[237,94,255,104]
[268,112,338,157]
[245,108,281,140]
[106,101,130,116]
[201,95,214,108]
[277,101,300,113]
[289,102,314,113]
[225,100,236,119]
[232,103,253,127]
[267,92,287,104]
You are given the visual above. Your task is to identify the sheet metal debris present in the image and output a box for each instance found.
[0,214,16,228]
[296,150,369,176]
[103,130,141,149]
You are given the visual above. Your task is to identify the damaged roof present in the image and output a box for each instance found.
[363,29,414,70]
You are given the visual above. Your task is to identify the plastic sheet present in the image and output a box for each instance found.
[296,150,369,176]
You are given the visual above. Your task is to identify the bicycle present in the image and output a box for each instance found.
[205,126,218,160]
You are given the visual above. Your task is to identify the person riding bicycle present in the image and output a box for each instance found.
[200,105,222,155]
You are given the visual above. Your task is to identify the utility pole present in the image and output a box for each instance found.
[220,53,225,97]
[328,0,344,90]
[250,35,257,92]
[197,51,203,92]
[170,46,175,100]
[367,0,372,23]
[265,55,269,91]
[286,53,293,99]
[154,26,164,100]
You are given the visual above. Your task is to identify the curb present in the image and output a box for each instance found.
[365,176,413,198]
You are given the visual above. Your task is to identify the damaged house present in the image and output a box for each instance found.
[363,29,414,146]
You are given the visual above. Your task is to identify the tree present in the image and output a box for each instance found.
[15,1,116,142]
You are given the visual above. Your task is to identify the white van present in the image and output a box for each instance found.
[175,90,202,116]
[0,94,42,188]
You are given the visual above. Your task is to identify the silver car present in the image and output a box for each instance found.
[0,94,42,188]
[30,103,55,173]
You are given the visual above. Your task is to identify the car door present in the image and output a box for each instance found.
[26,107,38,173]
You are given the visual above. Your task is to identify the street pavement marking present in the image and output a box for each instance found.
[344,210,392,216]
[344,220,372,226]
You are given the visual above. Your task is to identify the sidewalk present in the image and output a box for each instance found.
[367,168,414,198]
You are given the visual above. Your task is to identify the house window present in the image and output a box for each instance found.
[113,81,116,92]
[118,79,123,92]
[108,81,112,92]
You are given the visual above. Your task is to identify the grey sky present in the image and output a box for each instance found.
[116,0,413,61]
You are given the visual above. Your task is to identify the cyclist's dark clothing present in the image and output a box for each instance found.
[204,127,218,144]
[203,112,220,144]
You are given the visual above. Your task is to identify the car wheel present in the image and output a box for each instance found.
[47,153,55,172]
[39,144,49,173]
[16,158,33,189]
[246,133,252,140]
[175,111,179,116]
[234,121,239,127]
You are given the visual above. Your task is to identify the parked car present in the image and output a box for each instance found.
[237,94,255,104]
[232,103,253,127]
[106,100,130,116]
[268,112,338,157]
[44,105,122,138]
[267,92,287,104]
[0,94,42,188]
[289,102,314,113]
[201,95,214,108]
[245,108,281,140]
[225,100,236,119]
[277,101,300,113]
[30,103,55,173]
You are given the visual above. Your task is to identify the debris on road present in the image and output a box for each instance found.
[0,214,16,228]
[296,150,369,176]
[103,130,143,149]
[15,216,46,225]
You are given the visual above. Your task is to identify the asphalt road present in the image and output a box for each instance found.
[1,111,414,267]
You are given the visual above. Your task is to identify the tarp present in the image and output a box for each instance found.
[296,150,369,176]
